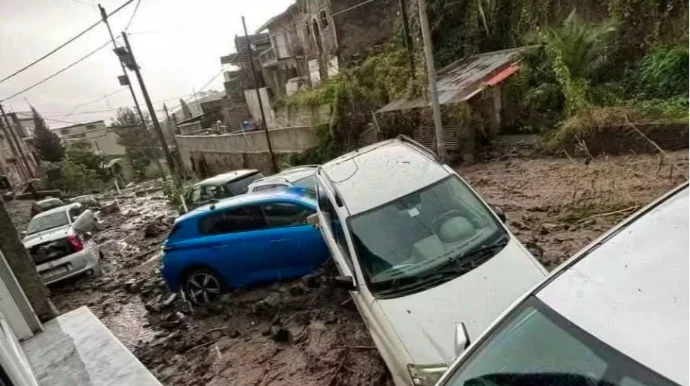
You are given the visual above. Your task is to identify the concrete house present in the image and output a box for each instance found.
[54,120,127,157]
[256,0,399,95]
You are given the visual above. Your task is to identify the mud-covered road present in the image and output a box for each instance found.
[6,150,688,386]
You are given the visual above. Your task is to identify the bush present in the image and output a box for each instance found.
[636,45,689,98]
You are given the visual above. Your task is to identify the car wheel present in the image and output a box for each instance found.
[184,268,223,305]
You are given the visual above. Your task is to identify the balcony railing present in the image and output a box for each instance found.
[259,47,277,67]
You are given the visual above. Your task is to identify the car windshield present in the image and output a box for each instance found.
[442,296,675,386]
[27,211,70,234]
[348,176,506,296]
[294,175,316,190]
[227,173,264,195]
[189,184,227,205]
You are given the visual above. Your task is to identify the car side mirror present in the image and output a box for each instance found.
[332,275,356,291]
[307,213,320,228]
[491,205,507,223]
[455,321,471,357]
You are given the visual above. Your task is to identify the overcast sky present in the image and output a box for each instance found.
[0,0,292,128]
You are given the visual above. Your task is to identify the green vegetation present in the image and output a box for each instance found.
[112,107,159,181]
[283,0,687,162]
[31,107,64,162]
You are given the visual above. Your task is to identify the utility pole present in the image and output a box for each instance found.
[98,4,164,179]
[242,16,278,173]
[0,105,31,179]
[417,0,447,162]
[121,32,181,189]
[164,104,186,179]
[398,0,415,76]
[98,4,147,127]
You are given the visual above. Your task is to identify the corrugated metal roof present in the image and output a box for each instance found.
[377,46,535,113]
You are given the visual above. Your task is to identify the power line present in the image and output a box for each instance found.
[0,0,135,85]
[124,0,143,31]
[62,88,127,117]
[1,40,112,102]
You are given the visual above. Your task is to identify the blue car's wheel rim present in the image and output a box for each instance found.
[186,272,221,305]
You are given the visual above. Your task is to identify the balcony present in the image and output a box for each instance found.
[260,47,277,67]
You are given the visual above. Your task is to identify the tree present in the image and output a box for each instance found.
[32,106,64,162]
[66,142,109,181]
[540,10,618,81]
[112,107,154,181]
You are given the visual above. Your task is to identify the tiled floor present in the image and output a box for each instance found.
[21,306,162,386]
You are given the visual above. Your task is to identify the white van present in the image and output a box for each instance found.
[310,136,548,386]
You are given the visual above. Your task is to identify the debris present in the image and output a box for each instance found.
[269,325,292,344]
[100,202,120,215]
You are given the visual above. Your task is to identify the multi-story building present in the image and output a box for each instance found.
[54,120,127,157]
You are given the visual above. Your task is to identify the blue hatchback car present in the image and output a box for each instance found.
[161,187,329,304]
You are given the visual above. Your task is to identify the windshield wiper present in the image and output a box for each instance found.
[423,238,509,280]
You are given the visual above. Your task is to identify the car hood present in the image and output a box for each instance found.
[23,226,71,248]
[374,240,546,365]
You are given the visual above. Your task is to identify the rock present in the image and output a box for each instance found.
[539,223,562,235]
[100,202,120,215]
[525,242,544,258]
[144,219,168,238]
[228,329,241,338]
[288,282,308,296]
[252,293,282,314]
[301,274,320,288]
[162,293,177,308]
[510,221,530,231]
[269,325,292,344]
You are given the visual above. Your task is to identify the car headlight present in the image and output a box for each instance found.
[407,363,449,386]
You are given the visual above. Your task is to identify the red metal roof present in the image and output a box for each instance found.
[484,63,520,86]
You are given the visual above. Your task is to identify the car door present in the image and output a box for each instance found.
[198,205,278,286]
[260,201,325,278]
[315,182,410,382]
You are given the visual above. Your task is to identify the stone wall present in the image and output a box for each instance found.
[176,126,319,175]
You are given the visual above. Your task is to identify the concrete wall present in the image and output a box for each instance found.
[176,126,319,175]
[63,128,126,157]
[243,88,331,130]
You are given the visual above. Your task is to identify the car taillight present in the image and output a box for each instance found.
[68,234,83,252]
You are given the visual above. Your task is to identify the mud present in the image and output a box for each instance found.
[459,150,689,269]
[5,151,687,386]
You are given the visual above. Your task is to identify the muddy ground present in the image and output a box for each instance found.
[6,150,688,386]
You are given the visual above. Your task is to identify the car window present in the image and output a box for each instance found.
[189,185,226,204]
[227,173,265,195]
[198,206,266,235]
[317,185,352,263]
[253,184,285,193]
[442,297,675,386]
[26,211,70,234]
[294,175,316,190]
[68,206,84,222]
[262,203,313,227]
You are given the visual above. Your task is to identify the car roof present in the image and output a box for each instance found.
[34,202,80,217]
[193,169,259,187]
[252,169,315,186]
[536,184,688,385]
[37,197,62,204]
[319,139,449,215]
[176,188,314,223]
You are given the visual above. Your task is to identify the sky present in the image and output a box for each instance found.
[0,0,293,128]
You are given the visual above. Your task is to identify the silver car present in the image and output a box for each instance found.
[434,182,688,386]
[22,203,101,285]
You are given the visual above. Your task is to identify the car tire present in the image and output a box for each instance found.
[183,268,223,306]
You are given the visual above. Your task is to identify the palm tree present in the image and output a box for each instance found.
[541,10,617,80]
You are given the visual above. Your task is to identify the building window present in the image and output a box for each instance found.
[85,124,97,130]
[60,129,70,136]
[320,10,329,29]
